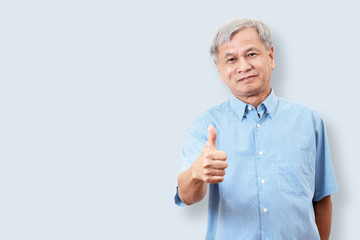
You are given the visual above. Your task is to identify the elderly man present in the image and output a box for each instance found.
[175,18,338,240]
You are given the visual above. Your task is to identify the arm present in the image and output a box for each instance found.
[313,195,333,240]
[177,126,227,205]
[177,167,208,205]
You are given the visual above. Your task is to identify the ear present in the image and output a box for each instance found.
[268,46,275,70]
[214,60,221,74]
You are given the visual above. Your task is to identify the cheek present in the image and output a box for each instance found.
[254,61,271,75]
[221,67,234,80]
[227,66,238,78]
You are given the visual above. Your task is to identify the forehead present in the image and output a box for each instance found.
[218,27,267,55]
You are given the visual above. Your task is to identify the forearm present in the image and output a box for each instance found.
[177,167,207,205]
[313,195,332,240]
[177,126,227,205]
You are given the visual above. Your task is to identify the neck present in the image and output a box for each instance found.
[235,88,271,109]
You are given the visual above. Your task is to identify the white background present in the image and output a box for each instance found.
[0,1,358,239]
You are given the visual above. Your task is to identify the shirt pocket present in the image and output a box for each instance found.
[277,150,315,196]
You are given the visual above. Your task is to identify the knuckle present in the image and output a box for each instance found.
[203,151,212,159]
[218,150,227,159]
[203,169,210,175]
[202,161,211,169]
[214,177,224,183]
[204,176,211,183]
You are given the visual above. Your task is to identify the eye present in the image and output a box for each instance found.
[227,58,236,63]
[247,52,256,57]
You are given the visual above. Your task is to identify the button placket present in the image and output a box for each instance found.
[255,108,271,239]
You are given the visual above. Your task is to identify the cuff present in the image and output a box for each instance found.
[174,186,186,207]
[313,183,339,202]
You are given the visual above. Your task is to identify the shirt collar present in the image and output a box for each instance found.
[230,89,279,121]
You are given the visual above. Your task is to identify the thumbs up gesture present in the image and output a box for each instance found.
[192,126,228,184]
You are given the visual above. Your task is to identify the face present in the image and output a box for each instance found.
[215,27,275,100]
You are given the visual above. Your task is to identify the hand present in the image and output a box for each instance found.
[192,125,228,183]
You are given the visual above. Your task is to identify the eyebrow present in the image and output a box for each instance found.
[223,52,236,59]
[223,46,260,59]
[245,47,260,53]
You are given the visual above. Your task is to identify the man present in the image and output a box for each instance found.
[175,18,338,240]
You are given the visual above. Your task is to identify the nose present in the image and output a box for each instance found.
[237,57,252,72]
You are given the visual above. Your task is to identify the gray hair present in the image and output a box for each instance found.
[209,18,273,63]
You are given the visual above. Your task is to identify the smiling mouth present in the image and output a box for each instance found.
[239,75,257,81]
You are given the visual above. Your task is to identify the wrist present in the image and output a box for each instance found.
[190,164,204,183]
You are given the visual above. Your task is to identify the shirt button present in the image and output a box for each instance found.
[259,151,263,156]
[263,208,268,213]
[261,179,265,184]
[248,106,252,111]
[256,123,260,128]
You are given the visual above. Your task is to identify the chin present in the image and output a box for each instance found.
[238,87,260,95]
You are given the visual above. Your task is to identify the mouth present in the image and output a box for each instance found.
[239,75,257,82]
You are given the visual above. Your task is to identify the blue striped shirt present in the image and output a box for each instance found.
[175,89,338,240]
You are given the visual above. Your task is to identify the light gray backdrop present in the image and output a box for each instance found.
[0,0,358,239]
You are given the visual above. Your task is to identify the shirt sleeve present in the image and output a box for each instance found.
[174,114,210,207]
[312,112,339,202]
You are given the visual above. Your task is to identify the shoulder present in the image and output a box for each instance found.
[194,99,231,122]
[188,99,231,132]
[277,97,324,130]
[277,96,312,112]
[208,99,232,115]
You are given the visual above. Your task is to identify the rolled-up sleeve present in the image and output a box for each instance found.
[174,115,209,206]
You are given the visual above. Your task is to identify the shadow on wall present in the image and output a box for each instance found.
[324,120,345,240]
[182,192,209,218]
[269,33,286,97]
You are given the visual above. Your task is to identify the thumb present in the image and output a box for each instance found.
[206,125,217,149]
